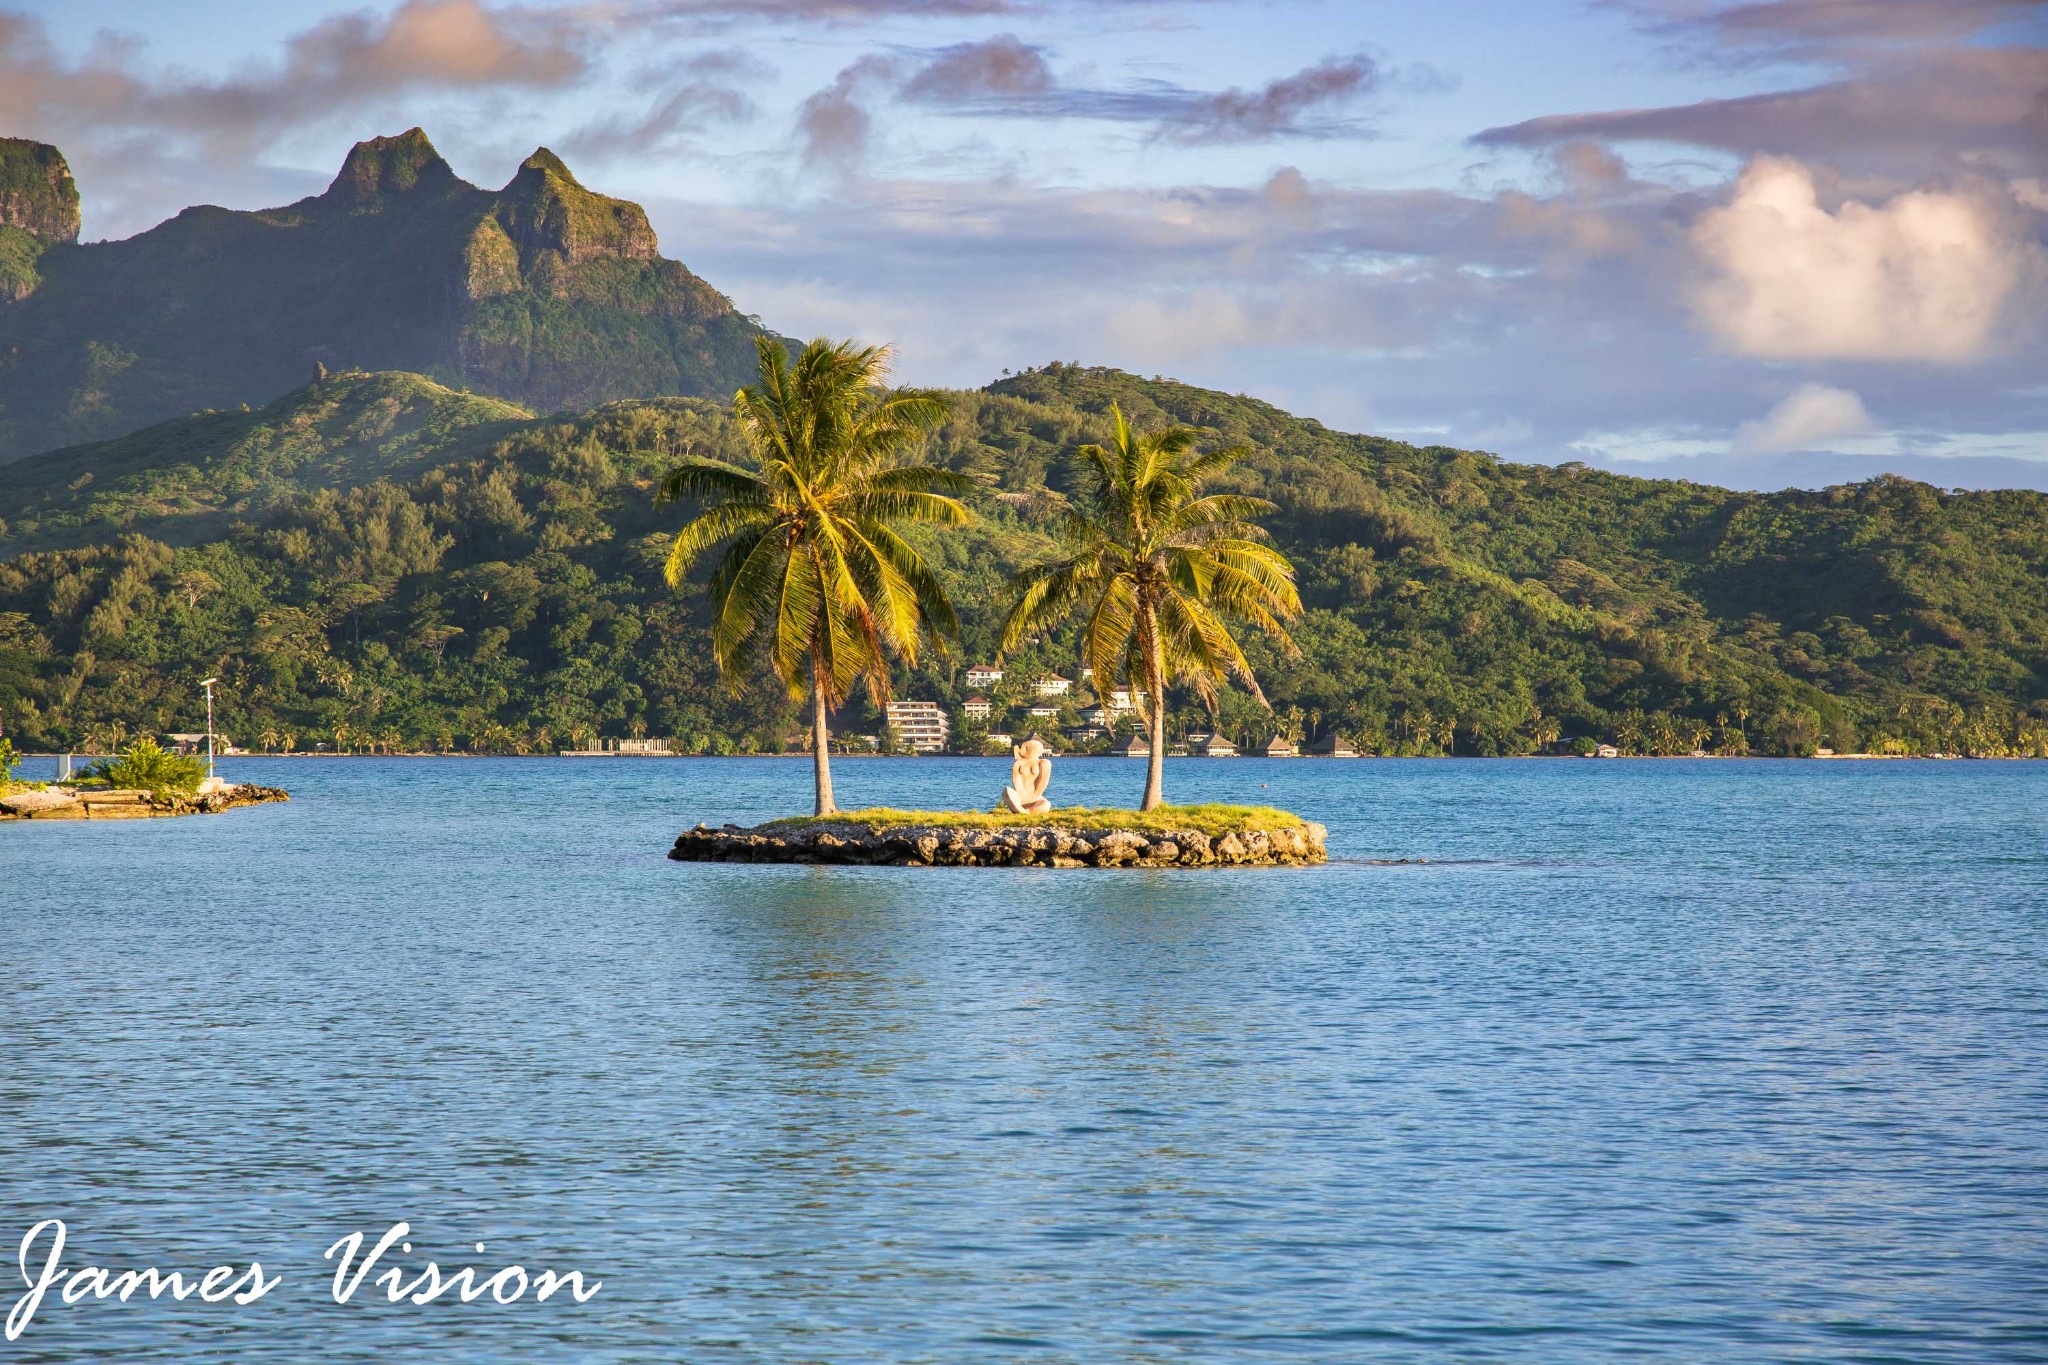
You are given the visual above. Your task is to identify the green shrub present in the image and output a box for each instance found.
[87,738,205,797]
[0,736,17,784]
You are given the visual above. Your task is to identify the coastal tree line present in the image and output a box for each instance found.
[2,359,2046,768]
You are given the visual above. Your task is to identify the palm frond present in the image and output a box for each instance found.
[1154,493,1277,541]
[998,553,1110,655]
[844,489,973,527]
[710,527,790,692]
[664,502,774,587]
[655,456,769,508]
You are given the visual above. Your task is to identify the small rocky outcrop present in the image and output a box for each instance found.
[0,139,81,244]
[0,783,289,820]
[670,818,1328,868]
[0,139,80,303]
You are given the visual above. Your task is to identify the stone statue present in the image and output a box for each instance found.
[1001,737,1054,814]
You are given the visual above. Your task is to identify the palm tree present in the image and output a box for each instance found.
[658,337,968,816]
[999,404,1300,811]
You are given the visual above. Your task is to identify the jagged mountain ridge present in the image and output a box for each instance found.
[0,129,781,463]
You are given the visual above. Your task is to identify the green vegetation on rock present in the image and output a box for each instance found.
[0,139,81,246]
[85,737,205,798]
[0,224,47,302]
[763,804,1312,836]
[0,363,2044,760]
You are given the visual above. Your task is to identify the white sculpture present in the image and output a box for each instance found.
[1001,737,1054,814]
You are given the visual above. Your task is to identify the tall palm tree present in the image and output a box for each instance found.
[659,337,969,816]
[999,404,1300,811]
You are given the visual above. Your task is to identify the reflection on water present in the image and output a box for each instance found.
[2,756,2045,1363]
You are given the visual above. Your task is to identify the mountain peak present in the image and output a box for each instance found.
[0,138,82,244]
[326,128,464,207]
[494,147,658,266]
[0,127,776,462]
[514,147,580,188]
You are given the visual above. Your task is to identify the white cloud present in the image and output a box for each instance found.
[1689,157,2045,364]
[1731,383,1874,455]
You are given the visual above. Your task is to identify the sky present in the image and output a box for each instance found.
[4,0,2046,489]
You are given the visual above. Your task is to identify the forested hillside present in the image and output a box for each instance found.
[2,364,2044,758]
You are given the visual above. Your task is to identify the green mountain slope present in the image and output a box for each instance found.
[1,366,2043,759]
[0,130,779,463]
[0,372,530,553]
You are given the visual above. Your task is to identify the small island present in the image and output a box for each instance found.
[671,805,1326,868]
[2,782,290,820]
[1,738,288,821]
[654,345,1324,871]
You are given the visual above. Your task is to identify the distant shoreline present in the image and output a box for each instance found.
[14,751,2035,762]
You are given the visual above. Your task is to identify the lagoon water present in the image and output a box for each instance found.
[3,756,2045,1362]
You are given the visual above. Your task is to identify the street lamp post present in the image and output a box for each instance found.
[200,677,220,782]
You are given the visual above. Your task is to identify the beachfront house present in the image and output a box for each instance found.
[1261,735,1299,758]
[885,700,951,753]
[1191,733,1239,757]
[1108,733,1151,758]
[1304,733,1360,757]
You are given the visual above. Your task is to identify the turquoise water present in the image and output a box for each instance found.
[3,756,2045,1362]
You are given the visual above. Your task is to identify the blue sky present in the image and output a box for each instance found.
[6,0,2046,488]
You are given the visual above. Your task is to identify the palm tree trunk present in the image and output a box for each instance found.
[811,658,838,817]
[1139,603,1166,812]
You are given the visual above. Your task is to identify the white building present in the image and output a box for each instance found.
[1035,674,1071,698]
[964,664,1004,688]
[886,700,951,753]
[1028,704,1060,719]
[1105,687,1142,715]
[962,695,993,720]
